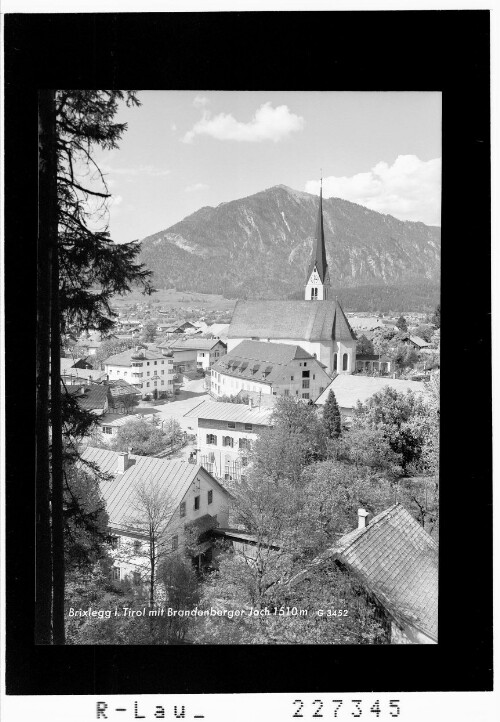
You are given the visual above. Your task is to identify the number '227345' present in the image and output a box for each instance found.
[293,699,401,718]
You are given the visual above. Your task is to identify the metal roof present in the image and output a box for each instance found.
[79,447,229,532]
[184,400,273,425]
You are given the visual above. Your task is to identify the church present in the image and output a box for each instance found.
[227,182,357,377]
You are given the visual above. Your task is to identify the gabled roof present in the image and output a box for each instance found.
[289,504,438,642]
[211,340,326,387]
[104,348,165,366]
[315,374,428,408]
[64,384,110,411]
[333,504,438,641]
[410,336,431,348]
[106,378,142,397]
[306,183,329,284]
[158,337,226,352]
[228,299,356,343]
[185,399,273,425]
[79,447,230,532]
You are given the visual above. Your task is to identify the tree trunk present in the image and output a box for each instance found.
[51,182,65,644]
[35,89,56,644]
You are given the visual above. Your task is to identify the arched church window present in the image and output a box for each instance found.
[342,353,348,371]
[311,288,318,300]
[333,354,337,371]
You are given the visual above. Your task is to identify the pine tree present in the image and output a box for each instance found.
[37,90,153,644]
[396,315,408,332]
[323,389,342,439]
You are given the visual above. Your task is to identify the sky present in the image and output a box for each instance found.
[91,91,442,244]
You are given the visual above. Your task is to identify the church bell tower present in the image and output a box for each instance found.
[305,179,330,300]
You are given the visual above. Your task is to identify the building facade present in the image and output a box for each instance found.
[79,447,231,584]
[104,348,174,399]
[186,400,273,481]
[210,340,331,402]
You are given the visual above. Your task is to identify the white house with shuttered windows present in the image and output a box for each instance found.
[185,400,273,481]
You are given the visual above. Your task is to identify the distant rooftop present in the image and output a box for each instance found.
[315,374,428,408]
[185,399,273,425]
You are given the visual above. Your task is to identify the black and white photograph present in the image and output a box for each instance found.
[36,89,441,646]
[3,6,492,708]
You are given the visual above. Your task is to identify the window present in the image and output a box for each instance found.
[284,388,290,396]
[171,535,178,551]
[206,434,217,445]
[313,374,315,380]
[319,387,324,395]
[302,370,310,378]
[290,375,294,381]
[311,287,318,300]
[161,360,164,364]
[133,572,141,586]
[304,362,307,367]
[112,566,120,581]
[343,353,348,371]
[333,353,338,371]
[302,380,310,389]
[194,496,200,510]
[146,382,150,387]
[242,457,248,467]
[302,393,310,400]
[239,438,251,450]
[208,490,213,505]
[227,422,235,429]
[133,540,141,553]
[223,436,234,448]
[180,501,186,518]
[244,423,253,432]
[102,426,113,434]
[147,362,150,366]
[154,361,157,365]
[147,371,150,376]
[161,370,164,375]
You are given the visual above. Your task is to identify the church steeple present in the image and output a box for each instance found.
[305,178,330,300]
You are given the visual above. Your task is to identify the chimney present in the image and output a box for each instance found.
[116,451,129,474]
[248,397,253,409]
[357,508,369,529]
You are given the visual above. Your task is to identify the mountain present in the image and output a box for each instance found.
[138,185,440,308]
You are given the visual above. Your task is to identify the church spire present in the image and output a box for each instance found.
[305,177,330,300]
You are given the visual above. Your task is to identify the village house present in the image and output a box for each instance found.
[79,447,231,582]
[315,374,428,421]
[157,337,227,372]
[185,399,273,481]
[101,378,142,413]
[78,331,118,356]
[226,183,357,376]
[289,504,438,644]
[355,353,393,374]
[204,323,230,343]
[104,348,174,399]
[64,383,113,416]
[210,340,331,402]
[60,357,106,385]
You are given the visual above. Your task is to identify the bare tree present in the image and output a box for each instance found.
[125,479,175,609]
